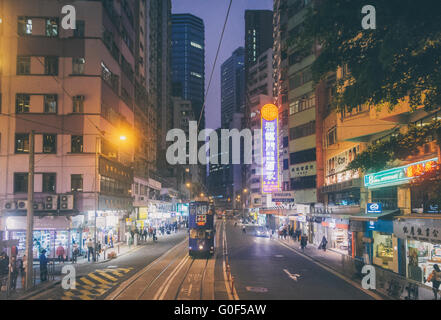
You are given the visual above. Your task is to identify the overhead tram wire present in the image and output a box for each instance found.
[197,0,233,130]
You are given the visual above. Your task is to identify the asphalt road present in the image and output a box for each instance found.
[27,231,187,300]
[226,221,374,300]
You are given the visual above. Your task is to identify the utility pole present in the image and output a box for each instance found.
[94,136,99,263]
[25,131,35,290]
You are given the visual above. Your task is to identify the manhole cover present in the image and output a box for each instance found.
[246,286,268,293]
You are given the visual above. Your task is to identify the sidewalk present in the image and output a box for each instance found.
[1,236,158,300]
[277,237,435,300]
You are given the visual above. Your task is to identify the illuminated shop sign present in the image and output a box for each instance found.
[364,157,438,188]
[367,203,382,214]
[261,104,279,194]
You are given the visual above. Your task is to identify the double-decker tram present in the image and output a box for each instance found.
[188,201,215,257]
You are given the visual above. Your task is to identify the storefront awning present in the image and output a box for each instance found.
[349,209,400,221]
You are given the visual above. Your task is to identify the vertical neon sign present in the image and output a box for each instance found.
[261,104,279,194]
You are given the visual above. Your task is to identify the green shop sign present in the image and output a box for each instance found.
[364,157,438,188]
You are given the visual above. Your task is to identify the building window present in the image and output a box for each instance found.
[72,95,84,113]
[43,134,56,153]
[289,148,316,165]
[327,127,337,147]
[283,159,289,170]
[44,94,57,113]
[44,57,58,75]
[18,17,32,35]
[290,175,316,190]
[46,18,59,37]
[71,174,83,192]
[74,20,85,37]
[14,173,28,193]
[283,136,289,148]
[16,94,30,113]
[42,173,56,192]
[15,134,29,153]
[289,121,316,140]
[72,58,85,74]
[71,135,83,153]
[17,56,31,75]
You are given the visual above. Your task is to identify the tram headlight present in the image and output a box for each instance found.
[199,245,203,250]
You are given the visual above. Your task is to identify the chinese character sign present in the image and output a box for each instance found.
[261,104,279,194]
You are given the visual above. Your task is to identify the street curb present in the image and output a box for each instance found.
[276,239,389,300]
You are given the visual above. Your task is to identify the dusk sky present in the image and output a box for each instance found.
[172,0,273,130]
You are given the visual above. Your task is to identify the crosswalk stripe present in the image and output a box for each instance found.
[88,273,111,285]
[78,295,93,300]
[61,296,73,300]
[109,270,124,277]
[96,270,118,281]
[79,277,96,287]
[117,268,132,273]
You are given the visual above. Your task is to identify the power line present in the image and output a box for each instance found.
[197,0,233,130]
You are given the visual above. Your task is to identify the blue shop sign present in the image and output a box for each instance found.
[366,220,394,233]
[367,203,382,214]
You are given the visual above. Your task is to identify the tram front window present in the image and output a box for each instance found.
[190,229,205,239]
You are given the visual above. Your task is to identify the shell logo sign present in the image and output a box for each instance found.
[261,104,279,121]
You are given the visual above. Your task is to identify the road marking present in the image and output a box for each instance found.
[277,240,383,300]
[154,254,190,300]
[275,254,284,258]
[283,269,300,281]
[96,270,118,282]
[79,277,96,287]
[188,283,193,296]
[88,273,111,285]
[107,266,118,269]
[246,286,268,293]
[106,238,188,300]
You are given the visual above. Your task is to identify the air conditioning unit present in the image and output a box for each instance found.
[17,200,28,210]
[33,202,44,210]
[45,195,58,210]
[3,201,16,211]
[59,195,74,210]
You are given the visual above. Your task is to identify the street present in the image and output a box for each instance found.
[22,219,377,300]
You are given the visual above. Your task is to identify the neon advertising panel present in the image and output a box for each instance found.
[261,104,279,193]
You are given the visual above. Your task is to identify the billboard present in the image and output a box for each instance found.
[261,104,279,194]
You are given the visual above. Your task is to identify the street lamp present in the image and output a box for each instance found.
[186,182,192,201]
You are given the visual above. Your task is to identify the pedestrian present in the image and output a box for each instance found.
[9,256,19,290]
[56,243,65,264]
[283,227,287,240]
[39,249,48,282]
[95,241,102,261]
[86,238,94,262]
[143,228,148,241]
[427,264,441,300]
[72,243,79,264]
[21,254,27,288]
[320,236,328,251]
[300,235,308,252]
[153,228,157,241]
[0,252,9,276]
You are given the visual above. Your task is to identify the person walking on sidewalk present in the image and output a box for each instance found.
[21,254,27,288]
[300,235,308,252]
[427,264,441,300]
[8,256,19,291]
[95,241,102,262]
[39,250,48,282]
[72,243,79,264]
[56,243,65,264]
[86,238,94,262]
[320,236,328,252]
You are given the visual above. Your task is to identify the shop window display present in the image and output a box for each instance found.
[407,239,441,284]
[373,232,394,269]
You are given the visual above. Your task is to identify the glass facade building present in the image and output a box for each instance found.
[171,14,205,128]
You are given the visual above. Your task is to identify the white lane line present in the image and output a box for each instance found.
[222,221,239,300]
[106,238,187,300]
[283,269,300,281]
[155,254,191,300]
[277,240,383,300]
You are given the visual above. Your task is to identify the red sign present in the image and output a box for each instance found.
[196,214,207,226]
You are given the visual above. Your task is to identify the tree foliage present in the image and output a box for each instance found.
[411,163,441,212]
[299,0,441,112]
[347,120,441,172]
